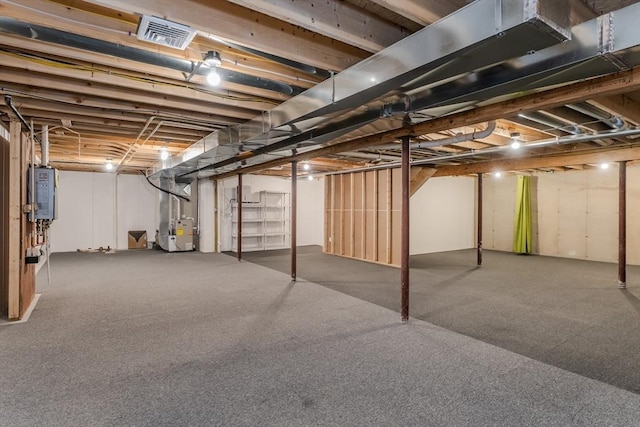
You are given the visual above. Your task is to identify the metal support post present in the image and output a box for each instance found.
[401,134,410,323]
[291,161,297,281]
[477,173,483,266]
[237,173,242,262]
[618,161,626,289]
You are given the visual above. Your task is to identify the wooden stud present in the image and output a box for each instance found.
[330,174,336,254]
[373,170,379,262]
[8,120,21,320]
[350,173,355,257]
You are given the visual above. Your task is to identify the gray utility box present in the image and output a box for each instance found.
[28,167,56,221]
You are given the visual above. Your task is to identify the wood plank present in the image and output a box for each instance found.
[330,174,336,254]
[226,0,408,52]
[0,55,271,113]
[0,125,9,317]
[433,146,640,176]
[367,0,466,26]
[19,130,35,317]
[85,0,368,71]
[386,168,392,264]
[350,173,355,257]
[0,66,258,119]
[8,120,21,320]
[590,95,640,126]
[409,166,436,196]
[390,167,402,266]
[222,66,640,178]
[372,170,379,262]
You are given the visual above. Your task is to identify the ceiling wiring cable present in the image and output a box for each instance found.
[0,48,281,105]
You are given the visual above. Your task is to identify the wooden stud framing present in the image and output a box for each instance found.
[8,120,21,319]
[350,173,355,258]
[373,171,379,262]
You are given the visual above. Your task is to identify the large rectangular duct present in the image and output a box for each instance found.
[148,0,571,189]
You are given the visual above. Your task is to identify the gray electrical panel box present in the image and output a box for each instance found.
[28,167,56,221]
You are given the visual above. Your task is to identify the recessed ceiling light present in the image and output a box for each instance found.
[600,162,609,170]
[494,171,502,178]
[303,162,310,171]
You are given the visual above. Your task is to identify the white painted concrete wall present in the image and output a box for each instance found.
[410,176,476,255]
[50,171,159,252]
[482,165,640,265]
[198,179,216,253]
[217,174,325,251]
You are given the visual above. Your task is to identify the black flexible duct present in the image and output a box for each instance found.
[140,171,190,201]
[0,17,305,96]
[4,94,41,143]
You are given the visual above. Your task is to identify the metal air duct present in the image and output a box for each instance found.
[150,0,571,189]
[373,121,496,151]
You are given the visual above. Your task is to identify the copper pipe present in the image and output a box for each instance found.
[291,161,297,281]
[401,134,410,323]
[477,173,483,266]
[618,161,626,289]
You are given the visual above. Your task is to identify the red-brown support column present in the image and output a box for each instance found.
[401,134,410,323]
[477,173,483,266]
[291,161,297,281]
[618,161,627,289]
[237,173,242,262]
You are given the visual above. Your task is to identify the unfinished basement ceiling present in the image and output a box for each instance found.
[1,0,640,177]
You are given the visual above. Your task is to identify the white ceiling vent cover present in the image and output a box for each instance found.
[136,15,197,50]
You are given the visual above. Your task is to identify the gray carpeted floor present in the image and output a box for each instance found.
[243,246,640,395]
[1,249,640,426]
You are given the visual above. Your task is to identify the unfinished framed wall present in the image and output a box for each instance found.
[325,169,402,266]
[325,169,474,266]
[0,121,36,319]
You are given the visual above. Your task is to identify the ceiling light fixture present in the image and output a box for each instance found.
[203,51,222,67]
[105,158,113,171]
[308,175,313,181]
[203,51,223,86]
[600,162,609,170]
[160,148,169,161]
[206,69,221,86]
[302,162,310,171]
[510,132,521,149]
[494,171,502,178]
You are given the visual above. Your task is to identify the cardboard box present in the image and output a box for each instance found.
[128,230,147,249]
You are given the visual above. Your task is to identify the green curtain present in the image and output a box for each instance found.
[513,175,532,254]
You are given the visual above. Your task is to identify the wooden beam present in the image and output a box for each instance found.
[570,0,597,24]
[367,0,466,26]
[226,0,408,52]
[5,94,240,126]
[590,95,640,126]
[409,166,436,196]
[0,34,304,99]
[85,0,369,71]
[433,145,640,176]
[0,64,261,118]
[216,66,640,178]
[8,120,21,320]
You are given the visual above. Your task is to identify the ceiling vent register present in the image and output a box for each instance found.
[136,15,197,50]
